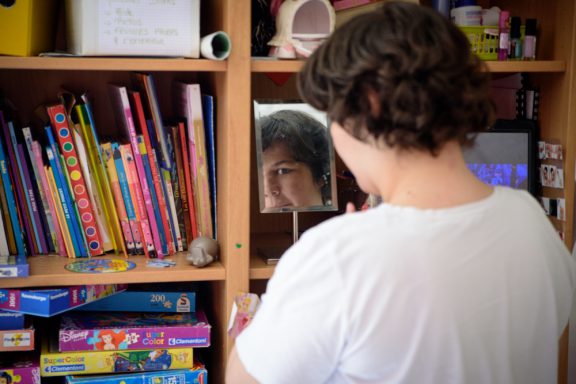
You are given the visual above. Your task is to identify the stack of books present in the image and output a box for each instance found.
[0,73,217,263]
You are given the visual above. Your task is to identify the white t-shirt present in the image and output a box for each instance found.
[236,187,576,383]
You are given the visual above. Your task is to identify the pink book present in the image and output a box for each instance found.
[119,143,158,258]
[111,85,164,258]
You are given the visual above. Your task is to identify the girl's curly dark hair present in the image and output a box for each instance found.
[298,1,495,155]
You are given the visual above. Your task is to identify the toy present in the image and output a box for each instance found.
[268,0,335,59]
[186,236,219,267]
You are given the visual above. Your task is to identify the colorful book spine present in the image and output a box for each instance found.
[22,127,60,254]
[73,126,113,253]
[45,164,75,258]
[100,142,137,255]
[46,104,104,256]
[0,201,9,256]
[170,125,188,249]
[177,82,213,238]
[45,143,84,258]
[0,157,16,254]
[111,85,164,256]
[178,120,198,240]
[162,166,181,252]
[111,142,144,255]
[75,102,126,256]
[12,132,47,254]
[131,72,172,170]
[119,143,157,258]
[0,112,35,254]
[137,136,165,255]
[130,91,173,256]
[32,140,67,256]
[0,123,25,256]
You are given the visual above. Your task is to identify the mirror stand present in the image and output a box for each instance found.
[257,212,300,266]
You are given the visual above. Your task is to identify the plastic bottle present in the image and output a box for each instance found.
[498,10,510,61]
[451,0,481,26]
[523,18,537,60]
[509,16,522,59]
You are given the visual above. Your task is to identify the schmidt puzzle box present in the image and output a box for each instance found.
[59,310,211,352]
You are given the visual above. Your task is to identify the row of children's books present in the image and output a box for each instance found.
[0,284,209,382]
[0,72,217,271]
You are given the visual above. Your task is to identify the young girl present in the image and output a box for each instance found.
[227,2,576,383]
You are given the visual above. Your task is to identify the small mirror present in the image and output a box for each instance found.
[254,100,338,213]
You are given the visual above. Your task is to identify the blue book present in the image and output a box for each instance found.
[46,147,83,258]
[0,128,25,256]
[146,119,172,255]
[202,94,217,237]
[45,125,89,257]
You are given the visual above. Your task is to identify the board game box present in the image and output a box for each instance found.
[76,290,196,312]
[0,324,35,351]
[0,309,25,330]
[41,336,194,377]
[65,362,207,383]
[0,284,127,316]
[0,356,40,383]
[59,310,211,351]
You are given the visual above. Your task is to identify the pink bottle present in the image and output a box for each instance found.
[498,10,510,61]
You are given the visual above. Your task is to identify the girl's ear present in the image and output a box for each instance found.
[367,89,381,118]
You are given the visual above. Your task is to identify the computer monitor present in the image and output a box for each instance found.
[463,119,538,197]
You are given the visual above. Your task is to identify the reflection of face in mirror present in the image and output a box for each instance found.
[260,109,331,211]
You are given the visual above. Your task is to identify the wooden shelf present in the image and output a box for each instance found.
[0,56,227,72]
[250,255,276,280]
[0,253,225,288]
[251,58,566,73]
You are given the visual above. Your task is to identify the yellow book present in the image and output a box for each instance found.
[75,104,127,257]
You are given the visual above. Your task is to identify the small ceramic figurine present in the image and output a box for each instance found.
[268,0,335,59]
[187,236,219,267]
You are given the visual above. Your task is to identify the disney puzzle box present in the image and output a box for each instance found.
[59,310,211,351]
[0,284,127,316]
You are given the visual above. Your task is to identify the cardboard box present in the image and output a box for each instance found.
[0,357,40,383]
[41,337,194,377]
[65,0,200,57]
[59,310,211,352]
[65,363,207,383]
[0,284,127,317]
[0,325,35,351]
[0,310,25,330]
[76,290,196,313]
[0,0,58,56]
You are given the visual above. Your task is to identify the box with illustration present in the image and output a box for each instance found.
[59,310,211,352]
[76,289,196,313]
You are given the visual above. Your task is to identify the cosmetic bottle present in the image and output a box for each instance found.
[523,18,537,60]
[498,10,510,61]
[509,16,522,59]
